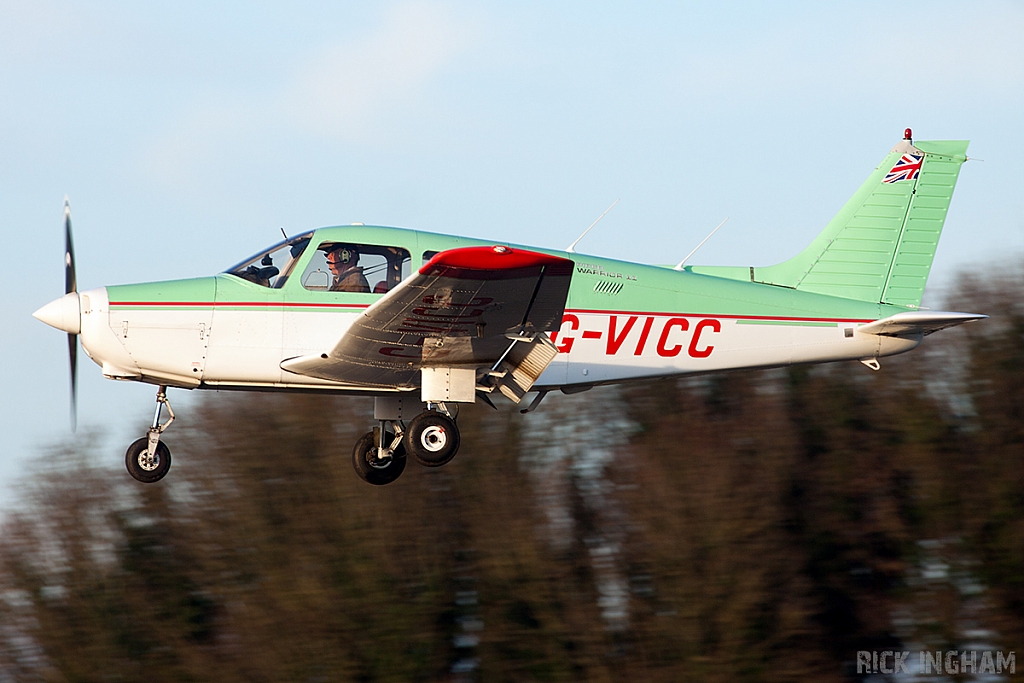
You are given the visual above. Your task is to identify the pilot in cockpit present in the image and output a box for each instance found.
[326,244,370,293]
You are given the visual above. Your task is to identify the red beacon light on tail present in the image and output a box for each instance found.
[904,128,913,141]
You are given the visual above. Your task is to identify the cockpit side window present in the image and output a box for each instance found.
[301,241,411,293]
[226,232,313,288]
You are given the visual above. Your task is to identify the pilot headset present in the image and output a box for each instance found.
[330,246,358,264]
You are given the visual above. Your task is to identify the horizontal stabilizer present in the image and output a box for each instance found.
[858,311,987,337]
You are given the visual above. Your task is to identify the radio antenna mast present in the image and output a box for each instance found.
[674,217,729,271]
[566,199,619,253]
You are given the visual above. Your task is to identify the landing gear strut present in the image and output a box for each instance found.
[125,385,174,483]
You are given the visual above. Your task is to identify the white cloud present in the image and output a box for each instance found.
[282,1,477,141]
[0,0,80,66]
[144,1,481,188]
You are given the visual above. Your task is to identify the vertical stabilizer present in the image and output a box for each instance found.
[693,137,969,307]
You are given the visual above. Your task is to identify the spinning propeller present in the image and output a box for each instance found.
[33,199,80,431]
[65,200,77,431]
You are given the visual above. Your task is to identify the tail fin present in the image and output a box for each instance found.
[694,138,969,307]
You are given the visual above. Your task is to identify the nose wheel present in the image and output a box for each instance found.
[125,385,174,483]
[125,438,171,483]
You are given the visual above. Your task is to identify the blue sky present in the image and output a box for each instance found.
[3,1,1023,503]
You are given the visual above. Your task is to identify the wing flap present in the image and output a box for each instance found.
[281,246,573,388]
[494,334,560,403]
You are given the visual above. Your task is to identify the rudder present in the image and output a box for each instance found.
[879,140,968,306]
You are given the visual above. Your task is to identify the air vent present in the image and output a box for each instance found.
[593,281,624,295]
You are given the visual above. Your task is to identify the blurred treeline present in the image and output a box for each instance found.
[3,266,1024,682]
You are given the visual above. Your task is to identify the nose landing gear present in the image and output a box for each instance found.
[125,385,174,483]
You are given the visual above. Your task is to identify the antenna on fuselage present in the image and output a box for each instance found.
[566,199,619,254]
[673,217,729,271]
[280,227,288,240]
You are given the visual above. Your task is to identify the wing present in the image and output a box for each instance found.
[858,311,987,337]
[281,246,574,395]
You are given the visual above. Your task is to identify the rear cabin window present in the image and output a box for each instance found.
[301,242,411,293]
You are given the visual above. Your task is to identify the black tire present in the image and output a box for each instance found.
[352,429,407,485]
[404,411,460,467]
[125,437,172,483]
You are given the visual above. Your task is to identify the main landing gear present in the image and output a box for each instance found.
[352,399,461,486]
[352,425,407,486]
[125,385,174,483]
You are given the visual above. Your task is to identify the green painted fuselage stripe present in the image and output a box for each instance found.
[735,319,837,327]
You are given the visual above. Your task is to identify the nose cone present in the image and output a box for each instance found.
[33,292,81,334]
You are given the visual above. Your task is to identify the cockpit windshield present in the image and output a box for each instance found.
[225,231,313,288]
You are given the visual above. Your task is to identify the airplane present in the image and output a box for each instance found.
[34,130,986,486]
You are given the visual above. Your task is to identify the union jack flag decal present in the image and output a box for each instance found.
[883,153,924,183]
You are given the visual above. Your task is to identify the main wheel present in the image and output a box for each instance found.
[125,437,172,483]
[352,429,407,485]
[404,411,460,467]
